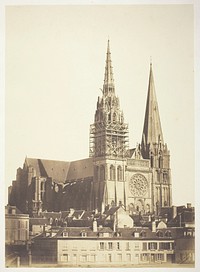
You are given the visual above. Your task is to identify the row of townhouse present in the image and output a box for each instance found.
[5,204,195,267]
[31,222,194,266]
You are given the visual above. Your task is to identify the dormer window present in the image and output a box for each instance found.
[63,231,68,237]
[165,230,172,237]
[81,231,87,237]
[156,230,163,237]
[99,232,110,238]
[140,230,146,237]
[134,232,139,238]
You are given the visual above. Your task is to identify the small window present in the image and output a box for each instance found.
[143,242,147,251]
[63,232,68,237]
[157,253,164,261]
[134,242,140,251]
[140,231,146,237]
[148,242,157,250]
[100,242,104,250]
[165,230,172,237]
[81,232,87,237]
[108,242,113,250]
[134,232,139,238]
[156,231,163,237]
[126,242,130,250]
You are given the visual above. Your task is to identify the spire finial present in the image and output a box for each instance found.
[103,39,115,95]
[150,56,153,67]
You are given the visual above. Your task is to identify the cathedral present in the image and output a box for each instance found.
[8,40,172,215]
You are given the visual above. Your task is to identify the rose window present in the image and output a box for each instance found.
[129,174,148,197]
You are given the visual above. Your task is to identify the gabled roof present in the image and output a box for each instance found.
[104,206,120,218]
[30,218,50,226]
[5,205,28,216]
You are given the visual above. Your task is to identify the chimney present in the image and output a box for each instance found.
[43,224,47,233]
[95,208,98,215]
[187,203,192,209]
[11,207,16,215]
[69,208,75,217]
[101,202,105,214]
[152,221,156,232]
[5,206,8,215]
[172,206,177,219]
[93,219,97,232]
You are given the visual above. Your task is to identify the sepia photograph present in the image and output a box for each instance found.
[2,1,198,270]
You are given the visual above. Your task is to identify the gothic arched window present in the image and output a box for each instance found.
[100,165,105,181]
[158,156,163,168]
[113,112,117,123]
[117,166,123,181]
[110,165,115,180]
[150,155,154,168]
[95,166,99,181]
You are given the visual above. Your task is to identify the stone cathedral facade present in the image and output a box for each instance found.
[8,41,172,215]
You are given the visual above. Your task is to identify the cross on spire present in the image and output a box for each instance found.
[103,39,115,96]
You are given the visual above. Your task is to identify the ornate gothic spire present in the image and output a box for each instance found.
[103,40,115,96]
[89,40,129,158]
[141,63,164,158]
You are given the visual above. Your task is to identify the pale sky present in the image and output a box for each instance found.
[5,4,194,206]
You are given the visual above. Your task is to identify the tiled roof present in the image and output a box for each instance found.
[67,219,93,227]
[25,157,93,183]
[126,148,136,158]
[104,206,120,218]
[25,158,70,183]
[66,158,93,180]
[5,205,28,216]
[33,226,183,240]
[61,211,70,219]
[72,210,85,219]
[41,212,61,220]
[30,218,50,225]
[98,227,113,233]
[81,211,94,220]
[55,227,97,238]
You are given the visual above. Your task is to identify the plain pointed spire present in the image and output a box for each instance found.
[141,63,164,158]
[103,40,115,95]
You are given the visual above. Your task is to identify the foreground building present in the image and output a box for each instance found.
[31,219,194,266]
[5,205,29,245]
[5,205,30,267]
[32,224,175,266]
[8,41,172,216]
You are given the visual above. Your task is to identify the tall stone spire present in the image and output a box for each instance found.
[89,40,129,158]
[141,63,164,159]
[103,39,115,96]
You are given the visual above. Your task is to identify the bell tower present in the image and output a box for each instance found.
[90,40,129,211]
[141,63,172,213]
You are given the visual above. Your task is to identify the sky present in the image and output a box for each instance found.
[4,4,194,207]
